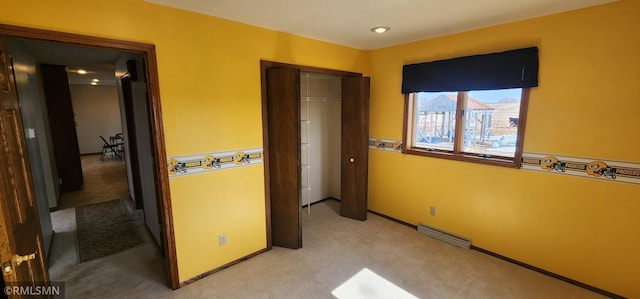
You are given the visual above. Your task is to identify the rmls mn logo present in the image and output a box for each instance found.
[4,282,65,298]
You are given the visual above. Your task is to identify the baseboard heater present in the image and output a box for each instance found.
[417,223,471,249]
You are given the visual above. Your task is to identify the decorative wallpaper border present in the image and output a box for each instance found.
[366,138,639,185]
[167,145,639,185]
[167,147,263,177]
[369,138,403,152]
[521,152,640,185]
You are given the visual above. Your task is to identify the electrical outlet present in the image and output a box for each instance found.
[430,206,436,216]
[219,234,227,246]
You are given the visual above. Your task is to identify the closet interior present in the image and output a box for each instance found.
[299,72,341,212]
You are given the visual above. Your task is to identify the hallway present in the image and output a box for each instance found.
[47,154,168,296]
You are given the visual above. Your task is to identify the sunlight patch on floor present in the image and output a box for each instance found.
[332,268,418,299]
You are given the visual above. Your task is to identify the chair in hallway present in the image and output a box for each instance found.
[110,133,125,156]
[100,136,121,161]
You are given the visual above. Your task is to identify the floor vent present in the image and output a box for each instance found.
[417,223,471,249]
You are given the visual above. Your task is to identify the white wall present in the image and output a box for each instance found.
[131,81,161,245]
[300,73,341,206]
[69,84,122,154]
[115,54,161,247]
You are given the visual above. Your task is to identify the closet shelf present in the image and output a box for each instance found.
[301,96,341,102]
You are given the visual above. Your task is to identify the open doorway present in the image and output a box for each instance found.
[0,24,179,289]
[299,72,342,211]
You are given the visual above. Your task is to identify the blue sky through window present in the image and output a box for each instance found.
[468,88,521,103]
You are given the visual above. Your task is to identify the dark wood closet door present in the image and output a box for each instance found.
[41,64,83,192]
[340,76,370,221]
[266,68,302,249]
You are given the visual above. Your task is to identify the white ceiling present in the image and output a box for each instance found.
[12,1,616,86]
[145,0,615,50]
[19,40,124,86]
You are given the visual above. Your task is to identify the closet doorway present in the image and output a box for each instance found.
[299,72,342,212]
[261,61,370,250]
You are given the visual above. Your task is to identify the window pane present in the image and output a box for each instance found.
[462,88,521,157]
[413,92,457,151]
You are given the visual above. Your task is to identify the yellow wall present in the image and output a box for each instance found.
[368,1,639,297]
[0,0,367,281]
[3,0,638,296]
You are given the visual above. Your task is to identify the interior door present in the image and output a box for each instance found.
[266,68,302,249]
[120,76,143,209]
[0,49,50,291]
[340,77,370,221]
[40,64,83,192]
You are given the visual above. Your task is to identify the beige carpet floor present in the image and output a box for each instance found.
[48,155,606,298]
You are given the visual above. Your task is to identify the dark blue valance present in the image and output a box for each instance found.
[402,47,538,93]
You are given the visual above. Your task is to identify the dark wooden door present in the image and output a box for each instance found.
[0,49,50,293]
[120,76,143,209]
[340,77,370,221]
[40,64,83,192]
[266,68,302,249]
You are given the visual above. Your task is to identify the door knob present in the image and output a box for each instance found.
[1,252,37,276]
[2,262,12,275]
[349,157,355,163]
[14,252,37,266]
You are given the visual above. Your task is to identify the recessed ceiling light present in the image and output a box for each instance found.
[91,82,98,86]
[92,79,99,82]
[77,69,87,74]
[371,26,390,33]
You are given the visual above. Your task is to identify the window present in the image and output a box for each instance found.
[401,47,538,168]
[404,88,529,168]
